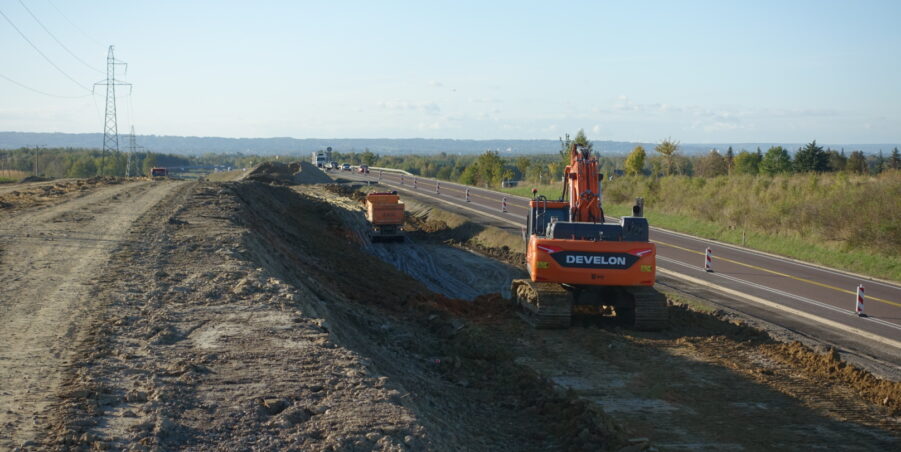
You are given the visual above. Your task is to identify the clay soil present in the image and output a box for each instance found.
[1,177,898,451]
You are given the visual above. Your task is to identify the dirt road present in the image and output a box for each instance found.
[0,180,185,449]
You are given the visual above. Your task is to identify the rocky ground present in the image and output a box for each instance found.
[0,173,898,451]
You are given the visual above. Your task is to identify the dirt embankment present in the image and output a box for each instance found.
[0,179,184,450]
[0,177,124,211]
[36,181,626,451]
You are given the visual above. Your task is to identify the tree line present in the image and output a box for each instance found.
[335,132,900,189]
[0,147,263,179]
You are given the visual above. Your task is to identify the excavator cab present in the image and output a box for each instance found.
[512,145,667,329]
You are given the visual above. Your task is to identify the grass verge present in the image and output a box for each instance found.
[496,183,900,281]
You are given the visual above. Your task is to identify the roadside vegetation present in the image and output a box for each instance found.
[341,132,901,280]
[0,148,262,179]
[3,133,899,279]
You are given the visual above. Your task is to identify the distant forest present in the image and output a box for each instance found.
[2,131,897,156]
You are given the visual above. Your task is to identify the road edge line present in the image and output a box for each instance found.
[658,267,901,352]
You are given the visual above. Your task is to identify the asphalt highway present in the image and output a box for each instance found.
[341,167,901,358]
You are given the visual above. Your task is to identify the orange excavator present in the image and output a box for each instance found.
[511,144,667,329]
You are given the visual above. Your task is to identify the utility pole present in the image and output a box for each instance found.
[31,145,45,176]
[94,45,131,177]
[127,126,140,178]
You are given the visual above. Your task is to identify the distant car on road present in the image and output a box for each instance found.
[341,163,351,171]
[358,164,370,174]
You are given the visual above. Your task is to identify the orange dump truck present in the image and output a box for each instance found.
[365,191,405,242]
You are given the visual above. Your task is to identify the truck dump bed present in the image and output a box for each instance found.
[364,192,404,242]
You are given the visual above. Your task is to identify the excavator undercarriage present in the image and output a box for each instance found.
[512,279,668,330]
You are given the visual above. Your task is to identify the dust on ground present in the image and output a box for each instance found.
[33,180,624,451]
[0,179,185,449]
[0,177,124,211]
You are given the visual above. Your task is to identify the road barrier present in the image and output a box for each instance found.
[705,247,713,272]
[377,170,382,183]
[856,284,866,317]
[465,188,470,202]
[502,196,508,213]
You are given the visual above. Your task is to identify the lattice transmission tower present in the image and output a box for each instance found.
[126,125,144,178]
[94,45,131,176]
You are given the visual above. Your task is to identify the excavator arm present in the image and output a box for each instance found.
[563,145,604,223]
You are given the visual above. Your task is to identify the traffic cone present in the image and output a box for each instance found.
[856,285,866,317]
[705,247,713,272]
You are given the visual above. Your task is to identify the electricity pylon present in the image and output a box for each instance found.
[94,45,131,176]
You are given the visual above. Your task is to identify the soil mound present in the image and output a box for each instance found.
[19,175,52,183]
[239,161,331,185]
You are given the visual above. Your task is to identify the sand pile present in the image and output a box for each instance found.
[239,161,332,185]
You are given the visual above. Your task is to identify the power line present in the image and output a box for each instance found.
[0,6,91,91]
[17,0,104,74]
[46,0,103,47]
[0,71,91,98]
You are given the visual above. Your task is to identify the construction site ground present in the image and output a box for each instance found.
[0,174,898,450]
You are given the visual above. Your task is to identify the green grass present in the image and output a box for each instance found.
[603,201,900,281]
[496,175,901,281]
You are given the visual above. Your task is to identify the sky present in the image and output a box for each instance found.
[1,0,900,143]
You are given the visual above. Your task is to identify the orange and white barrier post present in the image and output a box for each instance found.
[855,284,866,317]
[704,247,713,272]
[465,188,470,202]
[501,196,508,213]
[435,182,440,195]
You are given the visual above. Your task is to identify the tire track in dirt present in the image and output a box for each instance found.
[0,180,185,449]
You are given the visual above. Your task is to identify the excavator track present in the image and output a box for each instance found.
[511,279,571,329]
[628,286,668,331]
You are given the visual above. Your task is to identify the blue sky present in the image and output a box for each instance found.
[1,0,899,142]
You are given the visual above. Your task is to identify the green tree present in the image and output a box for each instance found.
[360,149,376,166]
[475,150,504,187]
[459,164,479,185]
[559,129,592,167]
[725,146,735,174]
[515,156,531,179]
[67,157,97,178]
[794,140,828,173]
[695,150,728,177]
[142,153,158,176]
[760,146,792,175]
[733,151,759,175]
[846,151,867,173]
[624,145,646,176]
[826,149,847,172]
[890,147,900,170]
[654,138,680,175]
